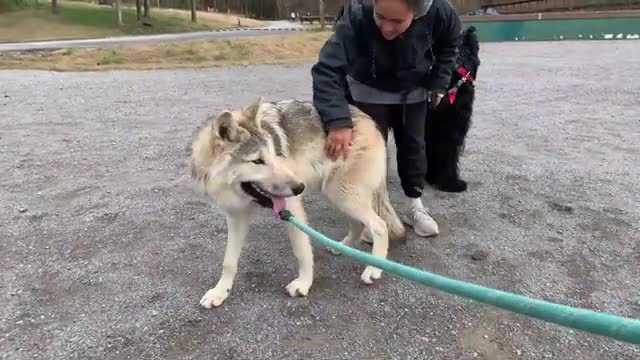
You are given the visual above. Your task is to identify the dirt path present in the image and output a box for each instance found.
[1,40,639,359]
[0,23,309,52]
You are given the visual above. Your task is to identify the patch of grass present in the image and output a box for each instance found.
[155,7,266,28]
[0,32,333,71]
[96,50,125,65]
[0,1,267,43]
[209,40,251,61]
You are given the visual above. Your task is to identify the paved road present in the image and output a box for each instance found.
[1,41,639,359]
[0,22,310,52]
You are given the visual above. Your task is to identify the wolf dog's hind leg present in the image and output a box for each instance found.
[284,195,314,297]
[200,210,252,308]
[326,189,388,284]
[327,219,364,256]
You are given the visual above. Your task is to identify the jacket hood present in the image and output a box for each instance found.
[414,0,433,18]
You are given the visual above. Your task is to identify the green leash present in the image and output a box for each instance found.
[278,209,640,345]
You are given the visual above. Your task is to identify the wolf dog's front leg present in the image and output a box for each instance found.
[200,210,251,308]
[284,196,314,297]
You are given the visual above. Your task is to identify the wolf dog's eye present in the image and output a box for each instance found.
[251,159,264,165]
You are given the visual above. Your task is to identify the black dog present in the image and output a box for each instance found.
[424,26,481,193]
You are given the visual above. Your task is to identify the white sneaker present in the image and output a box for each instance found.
[404,197,439,237]
[360,197,439,244]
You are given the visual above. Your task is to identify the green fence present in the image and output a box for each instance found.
[463,15,640,42]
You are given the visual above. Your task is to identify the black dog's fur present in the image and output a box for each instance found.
[425,26,481,193]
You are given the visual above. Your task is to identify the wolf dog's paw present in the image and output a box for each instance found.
[326,246,342,256]
[199,287,229,308]
[286,277,312,297]
[361,266,382,284]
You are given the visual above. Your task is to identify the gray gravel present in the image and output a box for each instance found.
[1,40,640,360]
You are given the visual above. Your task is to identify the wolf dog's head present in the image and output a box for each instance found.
[191,97,305,213]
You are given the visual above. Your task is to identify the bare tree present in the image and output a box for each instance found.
[275,0,286,19]
[191,0,197,22]
[136,0,142,21]
[115,0,123,26]
[319,0,325,30]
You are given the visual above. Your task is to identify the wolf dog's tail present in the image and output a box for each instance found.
[372,178,406,241]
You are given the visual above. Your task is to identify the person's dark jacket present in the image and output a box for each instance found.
[311,0,462,131]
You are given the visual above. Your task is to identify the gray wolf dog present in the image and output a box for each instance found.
[190,97,406,307]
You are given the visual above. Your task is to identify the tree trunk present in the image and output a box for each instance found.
[319,0,325,30]
[51,0,58,14]
[115,0,123,26]
[191,0,197,22]
[144,0,150,19]
[136,0,142,22]
[275,0,284,19]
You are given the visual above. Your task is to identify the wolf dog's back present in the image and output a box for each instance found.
[268,99,405,241]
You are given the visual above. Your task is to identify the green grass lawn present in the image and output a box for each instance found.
[0,1,260,42]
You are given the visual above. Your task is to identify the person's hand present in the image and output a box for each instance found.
[430,92,444,108]
[325,127,353,161]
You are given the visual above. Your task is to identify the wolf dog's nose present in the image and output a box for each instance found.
[292,183,305,196]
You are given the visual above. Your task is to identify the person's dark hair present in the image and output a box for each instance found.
[406,0,421,10]
[411,0,433,17]
[374,0,432,17]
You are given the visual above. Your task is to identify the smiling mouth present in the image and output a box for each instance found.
[241,182,272,207]
[240,182,287,215]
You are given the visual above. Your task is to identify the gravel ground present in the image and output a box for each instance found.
[1,40,639,360]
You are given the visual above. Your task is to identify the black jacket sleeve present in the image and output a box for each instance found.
[311,5,356,131]
[425,0,462,94]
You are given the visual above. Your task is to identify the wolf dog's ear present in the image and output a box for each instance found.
[211,110,249,143]
[241,96,263,127]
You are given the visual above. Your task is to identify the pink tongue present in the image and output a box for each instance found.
[271,196,287,218]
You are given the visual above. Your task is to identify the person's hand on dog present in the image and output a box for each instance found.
[430,92,444,109]
[326,127,353,161]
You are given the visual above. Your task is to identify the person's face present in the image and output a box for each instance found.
[373,0,414,40]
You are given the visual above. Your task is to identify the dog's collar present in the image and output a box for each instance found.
[456,66,474,83]
[447,66,474,104]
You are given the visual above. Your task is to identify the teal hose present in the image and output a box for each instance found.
[279,210,640,345]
